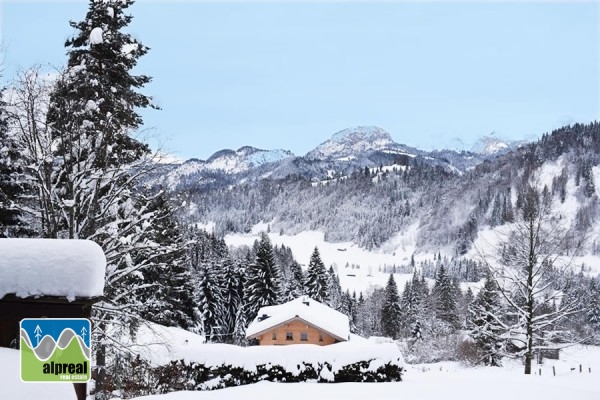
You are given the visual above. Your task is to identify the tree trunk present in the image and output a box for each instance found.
[524,218,536,375]
[95,343,106,399]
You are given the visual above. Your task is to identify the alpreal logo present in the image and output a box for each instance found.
[20,318,91,382]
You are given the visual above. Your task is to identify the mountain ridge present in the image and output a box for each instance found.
[150,126,501,191]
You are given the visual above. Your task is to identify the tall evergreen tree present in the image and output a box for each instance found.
[47,0,155,240]
[232,303,249,346]
[327,266,343,310]
[588,278,600,334]
[45,2,158,397]
[126,193,197,330]
[221,256,242,343]
[197,260,224,342]
[244,233,281,321]
[340,290,358,333]
[282,260,304,301]
[381,274,402,339]
[468,274,505,366]
[305,246,329,303]
[433,264,460,331]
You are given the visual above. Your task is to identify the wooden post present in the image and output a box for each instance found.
[539,368,541,376]
[74,384,86,400]
[580,364,582,373]
[552,366,556,376]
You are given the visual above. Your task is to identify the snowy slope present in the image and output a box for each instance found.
[223,226,455,295]
[225,229,411,294]
[205,147,294,173]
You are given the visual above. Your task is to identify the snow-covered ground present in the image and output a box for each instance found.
[0,348,77,400]
[3,321,599,400]
[123,345,600,400]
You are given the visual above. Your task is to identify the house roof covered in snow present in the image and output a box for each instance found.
[246,297,350,342]
[0,239,106,301]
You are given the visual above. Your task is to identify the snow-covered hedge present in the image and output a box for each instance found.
[153,357,403,393]
[149,342,404,392]
[106,324,404,397]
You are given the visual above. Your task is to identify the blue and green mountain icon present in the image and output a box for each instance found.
[20,318,91,382]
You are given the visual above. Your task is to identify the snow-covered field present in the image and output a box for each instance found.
[125,345,600,400]
[225,208,600,296]
[225,226,421,294]
[224,225,486,296]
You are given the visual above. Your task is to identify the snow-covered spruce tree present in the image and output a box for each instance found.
[0,78,27,237]
[244,233,281,322]
[468,274,504,366]
[340,290,358,333]
[232,303,249,346]
[432,264,460,332]
[305,246,329,303]
[197,259,225,342]
[399,280,414,336]
[587,278,600,342]
[221,256,242,343]
[47,0,156,240]
[478,183,584,375]
[327,265,343,310]
[381,274,402,339]
[462,287,475,328]
[282,260,304,301]
[400,270,428,338]
[124,192,197,330]
[44,1,158,397]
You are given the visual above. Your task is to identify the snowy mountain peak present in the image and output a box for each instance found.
[189,147,294,175]
[471,133,511,155]
[330,126,394,144]
[307,126,396,160]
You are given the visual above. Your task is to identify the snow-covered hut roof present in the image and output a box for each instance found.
[246,297,350,342]
[0,239,106,301]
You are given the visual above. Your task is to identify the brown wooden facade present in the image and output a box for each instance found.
[248,317,342,346]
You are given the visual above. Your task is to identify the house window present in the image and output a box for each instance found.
[319,332,324,342]
[286,332,293,341]
[300,332,309,341]
[272,332,277,340]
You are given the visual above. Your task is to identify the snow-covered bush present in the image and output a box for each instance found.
[403,334,464,364]
[152,358,403,394]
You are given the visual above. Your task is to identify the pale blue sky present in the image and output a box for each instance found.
[2,1,599,160]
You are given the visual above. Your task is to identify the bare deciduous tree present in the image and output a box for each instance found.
[477,183,585,374]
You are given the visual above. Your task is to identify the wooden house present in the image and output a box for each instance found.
[246,297,350,345]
